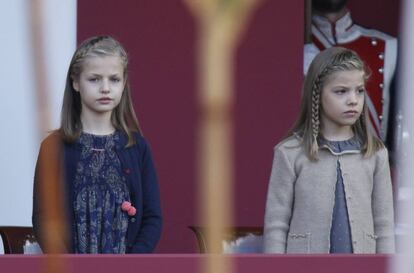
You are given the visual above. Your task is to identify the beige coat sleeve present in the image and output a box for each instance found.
[372,148,395,253]
[263,145,296,253]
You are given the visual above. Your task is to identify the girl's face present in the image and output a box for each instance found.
[320,69,365,135]
[73,55,125,117]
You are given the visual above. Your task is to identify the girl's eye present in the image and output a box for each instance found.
[88,78,99,82]
[334,89,346,94]
[111,78,121,82]
[357,88,366,94]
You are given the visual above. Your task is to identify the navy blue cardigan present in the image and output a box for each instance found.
[32,131,162,253]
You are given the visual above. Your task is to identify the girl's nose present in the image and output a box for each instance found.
[347,92,358,105]
[101,79,110,93]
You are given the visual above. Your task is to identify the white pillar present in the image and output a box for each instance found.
[0,0,76,254]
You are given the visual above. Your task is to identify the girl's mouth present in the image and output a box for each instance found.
[343,110,359,117]
[97,97,113,104]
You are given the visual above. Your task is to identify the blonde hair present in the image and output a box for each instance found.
[290,47,383,160]
[60,35,141,146]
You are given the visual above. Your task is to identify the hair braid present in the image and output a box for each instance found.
[70,36,113,78]
[76,36,107,58]
[311,78,321,140]
[310,74,321,155]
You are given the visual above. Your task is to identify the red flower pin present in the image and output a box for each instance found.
[121,201,137,216]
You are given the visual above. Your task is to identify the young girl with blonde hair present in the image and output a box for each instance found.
[263,47,394,253]
[32,36,162,254]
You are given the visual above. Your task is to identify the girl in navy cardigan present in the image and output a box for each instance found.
[32,36,162,254]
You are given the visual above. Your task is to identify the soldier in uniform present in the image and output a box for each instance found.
[304,0,398,143]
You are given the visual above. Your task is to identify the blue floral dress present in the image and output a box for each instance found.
[73,132,130,253]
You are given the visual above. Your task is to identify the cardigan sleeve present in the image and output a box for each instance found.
[131,138,162,253]
[263,144,296,253]
[372,148,395,253]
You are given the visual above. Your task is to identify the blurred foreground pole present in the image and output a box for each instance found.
[184,0,261,272]
[29,0,67,272]
[392,0,414,272]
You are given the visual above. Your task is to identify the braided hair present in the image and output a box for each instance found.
[289,47,383,160]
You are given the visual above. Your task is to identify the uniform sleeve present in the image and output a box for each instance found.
[372,148,395,253]
[263,145,296,253]
[303,43,320,75]
[131,139,162,253]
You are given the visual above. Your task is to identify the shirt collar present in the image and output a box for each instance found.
[318,136,361,155]
[292,132,361,155]
[312,11,353,40]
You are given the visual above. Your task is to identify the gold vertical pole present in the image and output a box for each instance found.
[29,0,67,272]
[29,0,51,136]
[184,1,261,273]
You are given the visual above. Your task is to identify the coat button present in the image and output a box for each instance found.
[379,83,384,89]
[371,39,378,46]
[378,67,384,74]
[378,53,384,60]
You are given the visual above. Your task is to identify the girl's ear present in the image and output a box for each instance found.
[73,79,80,92]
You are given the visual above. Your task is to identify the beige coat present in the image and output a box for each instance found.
[263,136,395,254]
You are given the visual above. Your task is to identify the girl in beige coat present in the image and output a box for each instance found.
[263,47,394,254]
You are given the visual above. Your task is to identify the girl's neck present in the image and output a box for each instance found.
[81,112,115,135]
[321,126,354,141]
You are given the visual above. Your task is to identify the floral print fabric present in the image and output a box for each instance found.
[73,132,130,253]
